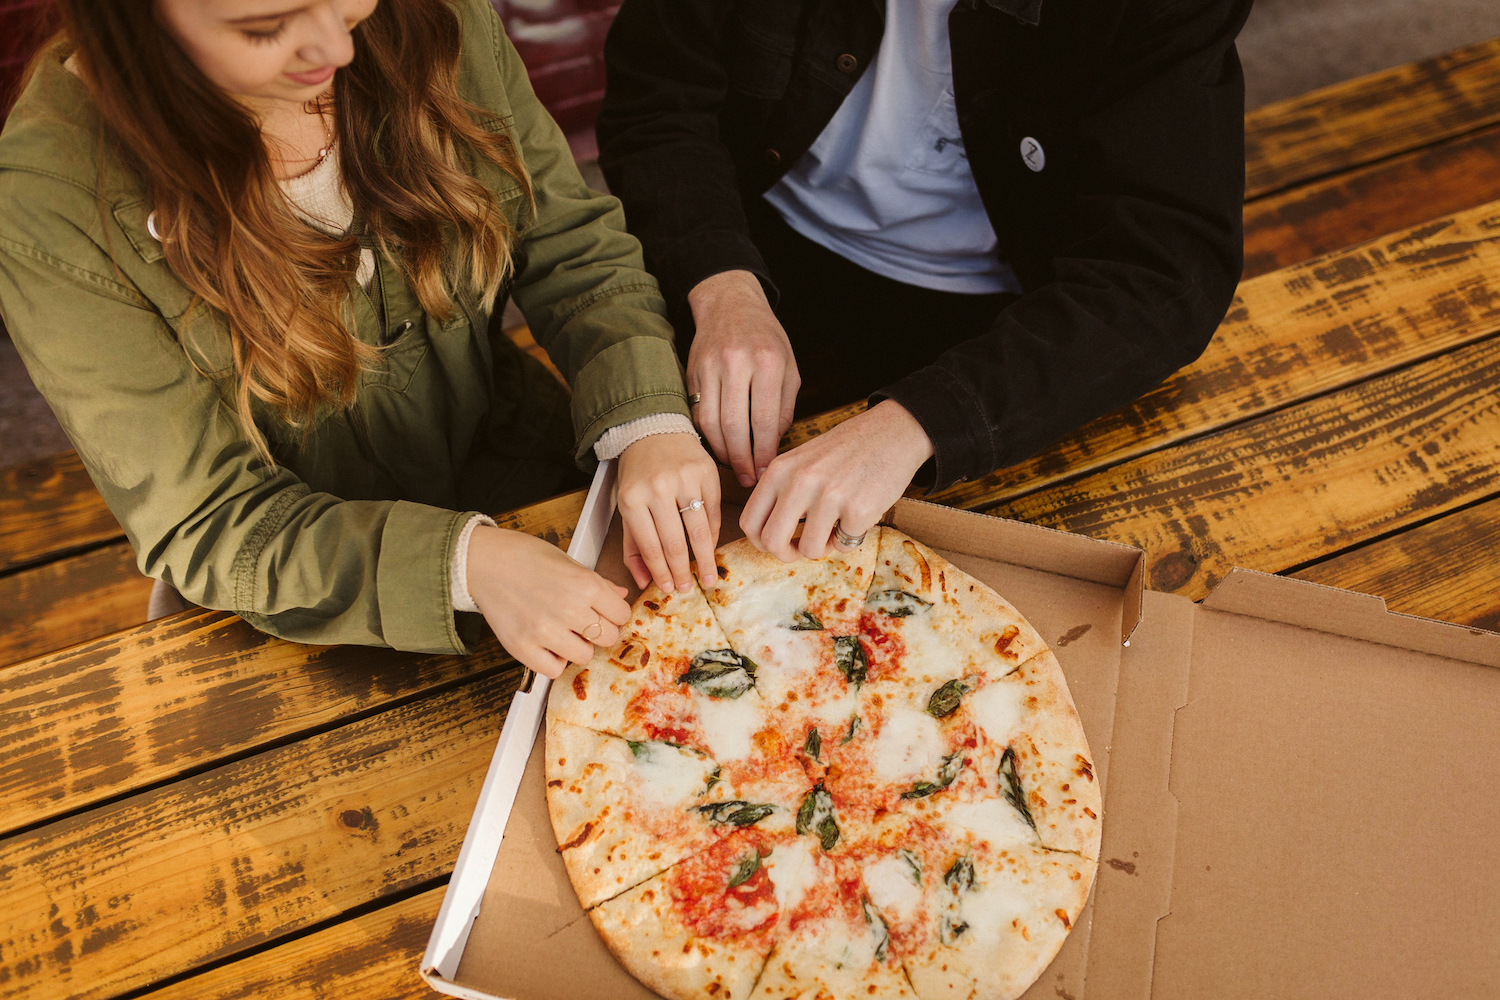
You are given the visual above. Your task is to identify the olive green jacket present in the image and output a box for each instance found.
[0,0,688,654]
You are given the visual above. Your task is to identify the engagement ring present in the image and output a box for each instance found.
[678,499,705,514]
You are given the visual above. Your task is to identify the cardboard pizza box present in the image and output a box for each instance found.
[420,462,1500,1000]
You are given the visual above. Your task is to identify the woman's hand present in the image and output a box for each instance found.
[740,400,934,561]
[685,270,800,487]
[466,525,632,679]
[618,432,723,593]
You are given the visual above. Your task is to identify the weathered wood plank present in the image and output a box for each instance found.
[0,669,519,1000]
[0,451,120,574]
[990,336,1500,600]
[135,890,446,1000]
[1292,497,1500,633]
[0,541,150,669]
[0,606,516,839]
[490,488,586,551]
[1243,124,1500,279]
[925,200,1500,512]
[1245,37,1500,199]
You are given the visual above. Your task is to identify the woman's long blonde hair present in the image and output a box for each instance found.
[49,0,531,458]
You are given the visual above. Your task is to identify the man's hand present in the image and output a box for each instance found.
[740,400,934,561]
[617,431,723,594]
[686,270,800,487]
[466,526,633,679]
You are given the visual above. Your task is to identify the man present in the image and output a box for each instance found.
[596,0,1249,560]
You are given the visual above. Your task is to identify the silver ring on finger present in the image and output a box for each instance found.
[581,617,602,641]
[833,519,868,548]
[678,498,705,514]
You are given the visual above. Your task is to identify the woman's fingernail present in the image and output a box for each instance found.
[738,474,755,487]
[756,466,767,477]
[678,582,693,593]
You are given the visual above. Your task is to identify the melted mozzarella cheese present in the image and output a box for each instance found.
[693,690,763,761]
[718,578,803,637]
[942,799,1038,851]
[967,679,1025,746]
[958,877,1033,950]
[863,856,923,923]
[630,742,712,807]
[871,708,944,783]
[764,838,820,914]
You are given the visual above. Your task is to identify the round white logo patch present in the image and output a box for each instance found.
[1020,136,1045,172]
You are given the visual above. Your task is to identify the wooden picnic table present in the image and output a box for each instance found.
[3,38,1500,1000]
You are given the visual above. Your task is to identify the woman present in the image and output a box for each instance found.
[0,0,722,677]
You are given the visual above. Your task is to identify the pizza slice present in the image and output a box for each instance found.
[547,718,783,908]
[961,652,1101,859]
[549,582,780,768]
[589,829,785,1000]
[706,537,882,745]
[860,529,1048,694]
[746,850,918,1000]
[897,842,1095,1000]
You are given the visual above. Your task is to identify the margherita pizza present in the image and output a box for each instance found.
[546,527,1100,1000]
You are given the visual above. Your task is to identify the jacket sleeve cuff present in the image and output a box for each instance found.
[872,366,999,491]
[653,229,779,317]
[571,335,692,465]
[377,500,478,655]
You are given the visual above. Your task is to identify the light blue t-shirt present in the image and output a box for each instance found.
[763,0,1021,295]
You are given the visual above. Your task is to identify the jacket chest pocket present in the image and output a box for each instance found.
[364,322,431,394]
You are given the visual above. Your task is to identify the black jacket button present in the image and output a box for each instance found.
[836,53,859,73]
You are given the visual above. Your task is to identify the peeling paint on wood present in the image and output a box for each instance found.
[0,610,513,837]
[0,672,520,1000]
[1293,498,1500,633]
[992,337,1500,600]
[1245,37,1500,199]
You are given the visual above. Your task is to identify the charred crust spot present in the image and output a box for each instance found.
[547,779,563,788]
[1061,783,1070,791]
[995,625,1021,658]
[902,540,932,591]
[836,598,849,612]
[1083,807,1097,819]
[641,649,651,667]
[643,600,660,611]
[707,985,721,995]
[717,562,729,579]
[1056,909,1072,930]
[559,821,595,851]
[572,669,589,700]
[557,758,567,766]
[1075,756,1095,781]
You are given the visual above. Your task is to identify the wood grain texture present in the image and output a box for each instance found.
[924,200,1500,512]
[0,608,510,839]
[490,489,586,551]
[1292,498,1500,633]
[134,889,445,1000]
[0,451,120,574]
[0,669,520,1000]
[0,542,150,669]
[1245,37,1500,199]
[1243,124,1500,279]
[991,335,1500,601]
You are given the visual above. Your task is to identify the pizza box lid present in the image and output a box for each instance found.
[420,463,1500,1000]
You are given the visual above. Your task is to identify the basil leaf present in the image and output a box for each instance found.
[840,714,861,745]
[803,727,821,761]
[832,636,868,687]
[944,855,976,895]
[789,610,824,631]
[862,899,890,963]
[705,766,721,792]
[868,589,933,618]
[796,784,839,850]
[697,801,776,827]
[727,851,761,888]
[999,746,1037,830]
[901,752,963,798]
[939,914,970,946]
[678,649,758,699]
[626,740,648,758]
[898,848,922,885]
[926,679,968,718]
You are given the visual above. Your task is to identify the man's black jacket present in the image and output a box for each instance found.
[596,0,1250,487]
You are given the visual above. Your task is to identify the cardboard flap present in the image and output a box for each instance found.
[891,500,1145,644]
[1202,568,1500,668]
